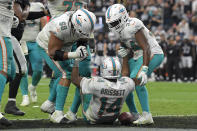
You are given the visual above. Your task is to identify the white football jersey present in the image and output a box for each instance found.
[80,76,135,123]
[21,2,45,42]
[48,0,87,17]
[0,0,14,37]
[36,11,79,52]
[119,17,163,60]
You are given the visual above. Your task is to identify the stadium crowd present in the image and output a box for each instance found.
[85,0,197,82]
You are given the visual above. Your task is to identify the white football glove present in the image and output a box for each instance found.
[68,46,88,60]
[137,66,148,86]
[12,16,19,28]
[118,47,129,58]
[76,46,88,59]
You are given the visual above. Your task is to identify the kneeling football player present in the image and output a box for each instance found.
[71,56,138,124]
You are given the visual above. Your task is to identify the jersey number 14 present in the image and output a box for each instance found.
[98,97,122,116]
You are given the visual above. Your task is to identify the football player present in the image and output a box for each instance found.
[19,0,48,106]
[71,56,136,124]
[105,4,164,125]
[36,8,96,123]
[0,0,15,126]
[41,0,93,123]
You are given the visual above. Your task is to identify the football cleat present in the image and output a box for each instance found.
[133,112,154,125]
[0,113,12,126]
[50,110,69,123]
[20,95,30,106]
[64,109,77,123]
[40,100,55,114]
[4,101,25,116]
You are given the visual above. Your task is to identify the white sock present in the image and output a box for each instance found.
[8,98,16,102]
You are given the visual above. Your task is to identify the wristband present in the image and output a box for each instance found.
[54,50,64,61]
[141,66,148,73]
[68,52,78,59]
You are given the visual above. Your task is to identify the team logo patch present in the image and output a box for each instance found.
[75,16,82,27]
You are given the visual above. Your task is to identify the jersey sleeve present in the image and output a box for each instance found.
[130,18,144,34]
[80,77,96,94]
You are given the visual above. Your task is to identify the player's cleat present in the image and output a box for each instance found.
[28,84,37,103]
[50,110,69,123]
[133,112,154,125]
[131,112,140,121]
[40,100,55,114]
[64,109,77,123]
[20,95,30,106]
[0,113,12,126]
[4,101,25,116]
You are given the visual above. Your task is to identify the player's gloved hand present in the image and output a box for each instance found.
[68,46,88,60]
[137,66,148,86]
[12,16,19,28]
[76,46,88,59]
[118,47,129,58]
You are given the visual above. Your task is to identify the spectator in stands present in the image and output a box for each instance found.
[163,1,173,30]
[104,32,120,57]
[166,36,182,82]
[155,34,168,81]
[95,33,106,75]
[191,12,197,35]
[181,39,196,81]
[193,36,197,81]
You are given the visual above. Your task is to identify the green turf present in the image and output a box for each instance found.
[1,78,197,120]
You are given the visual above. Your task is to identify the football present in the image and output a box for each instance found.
[118,112,135,125]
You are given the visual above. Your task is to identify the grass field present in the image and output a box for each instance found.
[1,78,197,120]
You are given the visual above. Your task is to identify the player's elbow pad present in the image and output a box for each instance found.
[53,50,64,61]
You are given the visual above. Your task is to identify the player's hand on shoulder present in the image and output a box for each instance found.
[118,47,129,58]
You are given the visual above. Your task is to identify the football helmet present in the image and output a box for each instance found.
[105,4,129,32]
[71,9,96,38]
[101,57,121,79]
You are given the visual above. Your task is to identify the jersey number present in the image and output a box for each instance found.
[63,1,83,11]
[59,22,67,30]
[98,97,122,116]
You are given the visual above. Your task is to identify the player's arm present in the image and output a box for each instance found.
[40,16,47,29]
[71,61,82,87]
[135,29,150,66]
[121,55,140,85]
[14,0,30,21]
[48,32,69,60]
[48,32,87,61]
[121,56,129,77]
[135,29,151,86]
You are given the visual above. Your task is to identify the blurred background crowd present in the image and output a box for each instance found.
[42,0,197,82]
